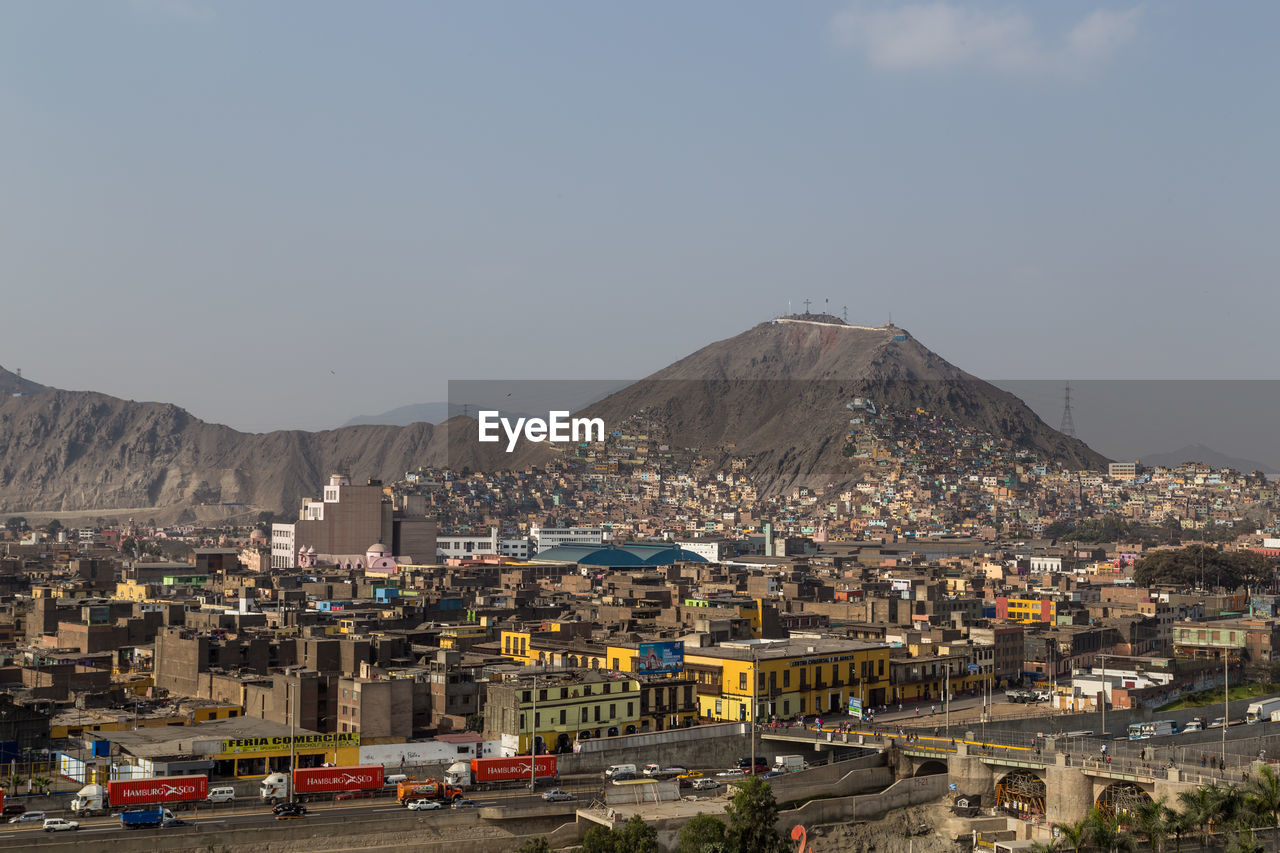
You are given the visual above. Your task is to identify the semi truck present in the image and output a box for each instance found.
[260,765,384,803]
[395,779,464,805]
[72,776,209,816]
[445,756,557,789]
[120,807,176,829]
[1246,698,1280,724]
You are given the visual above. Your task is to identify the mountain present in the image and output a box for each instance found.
[566,317,1108,492]
[0,317,1107,516]
[0,389,508,516]
[1140,443,1278,475]
[0,365,50,398]
[343,402,454,427]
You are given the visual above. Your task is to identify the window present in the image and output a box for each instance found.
[715,699,722,715]
[627,702,633,716]
[799,698,806,712]
[535,712,541,726]
[560,710,566,725]
[594,705,601,722]
[739,672,748,691]
[612,658,620,669]
[610,704,616,718]
[784,670,791,688]
[581,708,588,722]
[519,714,525,730]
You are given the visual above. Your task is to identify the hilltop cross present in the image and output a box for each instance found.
[803,299,811,314]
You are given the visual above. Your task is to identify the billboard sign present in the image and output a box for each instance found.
[636,641,684,674]
[847,697,863,719]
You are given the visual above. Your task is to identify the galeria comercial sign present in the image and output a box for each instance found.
[478,410,605,452]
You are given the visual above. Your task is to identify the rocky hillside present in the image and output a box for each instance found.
[0,388,505,514]
[568,318,1107,492]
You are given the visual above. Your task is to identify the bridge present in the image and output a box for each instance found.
[760,725,1251,825]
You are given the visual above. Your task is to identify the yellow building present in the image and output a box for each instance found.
[999,597,1057,624]
[684,639,891,722]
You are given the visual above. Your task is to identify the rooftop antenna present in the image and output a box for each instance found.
[1059,382,1076,438]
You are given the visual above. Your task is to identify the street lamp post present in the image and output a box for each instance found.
[1223,652,1229,769]
[1099,653,1106,737]
[530,673,538,790]
[750,648,758,774]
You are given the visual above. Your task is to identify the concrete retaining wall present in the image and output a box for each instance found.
[775,774,950,837]
[558,723,753,775]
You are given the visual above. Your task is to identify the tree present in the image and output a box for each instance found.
[581,825,618,853]
[724,777,788,853]
[1163,804,1191,853]
[679,814,727,853]
[1245,764,1280,827]
[31,775,50,796]
[5,774,21,796]
[45,519,63,536]
[4,517,27,533]
[1086,806,1135,853]
[615,815,658,853]
[1053,819,1091,853]
[1226,829,1266,853]
[464,713,485,733]
[1177,787,1218,849]
[1131,798,1168,853]
[515,837,552,853]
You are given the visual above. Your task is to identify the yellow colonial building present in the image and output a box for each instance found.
[683,639,891,722]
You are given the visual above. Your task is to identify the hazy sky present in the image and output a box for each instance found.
[2,2,1277,433]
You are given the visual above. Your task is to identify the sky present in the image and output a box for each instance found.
[1,1,1277,435]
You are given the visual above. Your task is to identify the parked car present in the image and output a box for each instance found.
[692,778,721,791]
[273,803,307,820]
[1,804,24,817]
[716,768,746,779]
[407,799,442,811]
[42,818,79,833]
[542,789,575,802]
[9,811,46,824]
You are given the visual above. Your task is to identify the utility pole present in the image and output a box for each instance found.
[945,664,950,736]
[288,679,296,802]
[750,648,758,775]
[530,673,538,790]
[1223,652,1229,769]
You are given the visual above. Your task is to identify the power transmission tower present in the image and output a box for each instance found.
[1059,382,1076,437]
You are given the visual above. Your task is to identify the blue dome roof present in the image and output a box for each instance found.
[534,542,708,567]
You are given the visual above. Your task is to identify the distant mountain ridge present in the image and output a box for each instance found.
[343,402,454,427]
[0,318,1108,514]
[1140,443,1278,475]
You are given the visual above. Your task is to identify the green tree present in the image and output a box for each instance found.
[515,837,552,853]
[616,815,658,853]
[464,713,485,733]
[5,774,22,796]
[724,777,787,853]
[4,517,28,533]
[1163,804,1191,853]
[1086,806,1135,853]
[679,814,727,853]
[1131,798,1168,853]
[1177,787,1218,849]
[581,825,618,853]
[1226,829,1266,853]
[1245,764,1280,827]
[45,519,63,536]
[1053,819,1091,853]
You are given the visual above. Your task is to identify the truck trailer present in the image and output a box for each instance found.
[261,765,385,803]
[1246,698,1280,724]
[395,779,463,804]
[73,776,209,816]
[120,807,176,829]
[445,756,557,789]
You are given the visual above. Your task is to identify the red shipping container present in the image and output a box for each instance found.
[470,756,557,783]
[293,765,384,794]
[107,775,209,806]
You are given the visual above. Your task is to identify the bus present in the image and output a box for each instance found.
[1129,720,1177,739]
[1142,720,1177,737]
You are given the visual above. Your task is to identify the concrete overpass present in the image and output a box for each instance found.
[761,726,1245,825]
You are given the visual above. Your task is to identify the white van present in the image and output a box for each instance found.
[208,787,236,804]
[384,774,409,787]
[604,764,637,780]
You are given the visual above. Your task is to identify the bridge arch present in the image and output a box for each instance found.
[1096,782,1153,821]
[995,769,1046,820]
[915,759,948,777]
